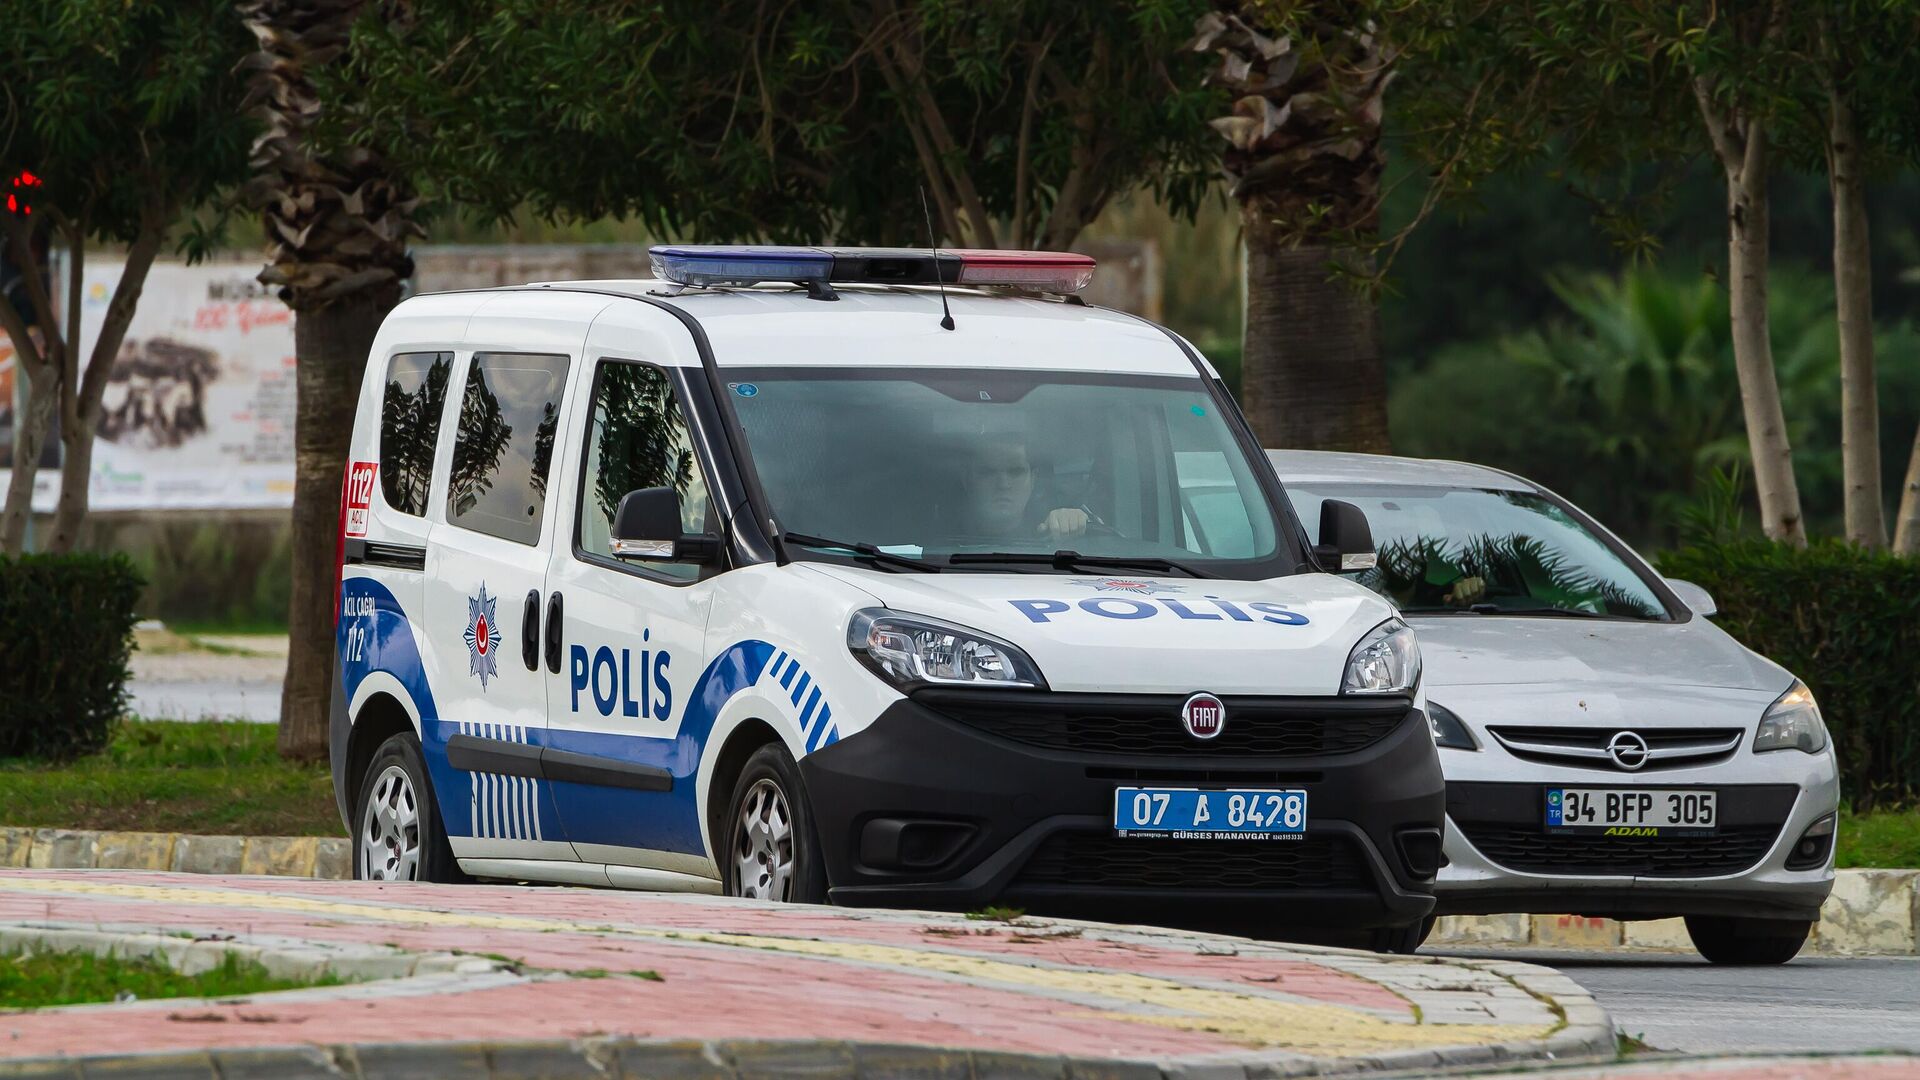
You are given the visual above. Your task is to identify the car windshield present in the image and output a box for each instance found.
[1285,483,1670,620]
[723,367,1292,577]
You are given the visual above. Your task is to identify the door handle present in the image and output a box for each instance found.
[544,590,564,674]
[521,589,540,671]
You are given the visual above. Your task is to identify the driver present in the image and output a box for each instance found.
[959,441,1093,543]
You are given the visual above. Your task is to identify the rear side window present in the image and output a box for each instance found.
[446,352,570,545]
[378,351,452,517]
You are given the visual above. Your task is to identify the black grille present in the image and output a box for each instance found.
[1455,822,1783,877]
[1011,832,1371,891]
[916,689,1410,757]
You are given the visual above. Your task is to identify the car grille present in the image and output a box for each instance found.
[914,689,1411,757]
[1455,821,1783,877]
[1487,726,1744,772]
[1011,832,1372,891]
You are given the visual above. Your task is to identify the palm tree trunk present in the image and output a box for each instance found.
[1828,93,1885,548]
[1721,132,1806,546]
[278,291,389,761]
[1894,427,1920,555]
[1239,212,1390,452]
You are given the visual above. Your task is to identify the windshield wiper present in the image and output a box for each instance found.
[781,531,943,573]
[946,550,1212,579]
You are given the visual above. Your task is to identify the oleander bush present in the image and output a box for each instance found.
[0,553,143,761]
[1657,541,1920,809]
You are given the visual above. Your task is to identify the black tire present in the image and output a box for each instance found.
[1370,915,1436,955]
[722,742,828,904]
[352,731,465,883]
[1684,915,1812,965]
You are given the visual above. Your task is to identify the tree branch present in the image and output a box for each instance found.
[1011,28,1057,249]
[0,216,60,354]
[871,1,997,246]
[1691,75,1742,173]
[868,32,963,242]
[76,215,165,426]
[0,287,42,374]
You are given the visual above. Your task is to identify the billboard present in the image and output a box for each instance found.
[1,258,297,511]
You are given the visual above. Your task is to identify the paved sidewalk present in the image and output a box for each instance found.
[1493,1055,1920,1079]
[0,870,1610,1077]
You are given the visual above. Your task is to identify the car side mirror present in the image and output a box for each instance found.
[1314,499,1376,572]
[1666,578,1717,618]
[610,487,718,563]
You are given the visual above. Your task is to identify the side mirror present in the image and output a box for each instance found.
[1666,578,1717,618]
[1315,499,1376,572]
[610,487,718,563]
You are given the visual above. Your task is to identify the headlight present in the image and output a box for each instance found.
[1342,617,1421,695]
[847,608,1045,690]
[1426,701,1476,749]
[1754,679,1828,753]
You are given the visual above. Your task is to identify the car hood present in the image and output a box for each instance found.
[800,565,1399,695]
[1411,614,1791,693]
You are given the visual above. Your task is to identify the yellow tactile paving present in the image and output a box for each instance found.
[0,874,1550,1053]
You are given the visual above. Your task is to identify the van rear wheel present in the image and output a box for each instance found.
[723,743,828,904]
[354,732,464,883]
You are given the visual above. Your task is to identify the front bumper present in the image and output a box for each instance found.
[798,693,1445,933]
[1434,745,1840,921]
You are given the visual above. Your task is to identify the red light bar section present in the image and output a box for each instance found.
[948,249,1096,293]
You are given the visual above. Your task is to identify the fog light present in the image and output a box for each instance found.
[1395,828,1446,880]
[1785,813,1836,871]
[859,818,976,871]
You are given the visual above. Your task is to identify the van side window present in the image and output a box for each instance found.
[576,361,712,582]
[446,352,570,546]
[378,351,452,517]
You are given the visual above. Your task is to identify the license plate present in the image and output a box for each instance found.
[1113,787,1307,840]
[1546,787,1717,834]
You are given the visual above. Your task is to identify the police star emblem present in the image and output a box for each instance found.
[1067,577,1186,596]
[464,584,503,690]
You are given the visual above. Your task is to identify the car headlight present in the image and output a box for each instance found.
[1754,679,1828,753]
[1343,617,1421,695]
[1426,701,1476,749]
[847,608,1045,690]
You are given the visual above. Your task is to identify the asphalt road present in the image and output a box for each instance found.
[1436,947,1920,1055]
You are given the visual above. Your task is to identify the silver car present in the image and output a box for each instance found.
[1268,450,1839,964]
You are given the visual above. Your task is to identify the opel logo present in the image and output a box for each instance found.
[1606,730,1651,771]
[1181,692,1226,740]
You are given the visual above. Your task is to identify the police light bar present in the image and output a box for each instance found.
[648,245,1096,294]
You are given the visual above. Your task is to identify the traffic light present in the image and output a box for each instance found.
[4,170,40,217]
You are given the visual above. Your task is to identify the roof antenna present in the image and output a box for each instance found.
[920,186,956,331]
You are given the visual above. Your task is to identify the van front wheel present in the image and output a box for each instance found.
[724,743,828,904]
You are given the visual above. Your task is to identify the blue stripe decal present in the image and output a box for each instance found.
[789,671,812,707]
[778,658,799,690]
[797,686,823,735]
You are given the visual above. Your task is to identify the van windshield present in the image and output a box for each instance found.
[722,367,1294,578]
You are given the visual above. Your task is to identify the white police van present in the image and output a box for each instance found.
[330,246,1444,943]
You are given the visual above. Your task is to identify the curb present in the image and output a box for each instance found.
[0,827,349,880]
[1430,868,1920,956]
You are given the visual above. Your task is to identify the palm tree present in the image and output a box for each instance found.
[241,0,422,761]
[1190,5,1393,452]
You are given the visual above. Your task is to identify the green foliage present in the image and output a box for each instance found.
[1392,266,1920,546]
[0,720,339,836]
[1837,805,1920,869]
[0,946,336,1010]
[116,521,291,630]
[0,0,251,249]
[0,554,141,761]
[328,1,1220,246]
[1656,541,1920,809]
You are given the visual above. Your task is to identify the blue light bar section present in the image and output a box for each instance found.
[649,245,834,287]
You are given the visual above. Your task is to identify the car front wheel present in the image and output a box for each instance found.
[1685,915,1813,965]
[354,731,464,883]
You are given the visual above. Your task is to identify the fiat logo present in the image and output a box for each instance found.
[1606,730,1651,771]
[1181,692,1226,740]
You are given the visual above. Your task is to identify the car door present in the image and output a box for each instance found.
[542,356,721,889]
[420,347,576,872]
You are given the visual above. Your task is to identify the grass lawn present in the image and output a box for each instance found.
[1837,805,1920,870]
[0,947,336,1009]
[0,720,341,837]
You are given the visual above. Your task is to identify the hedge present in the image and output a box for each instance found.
[1657,541,1920,809]
[0,553,143,761]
